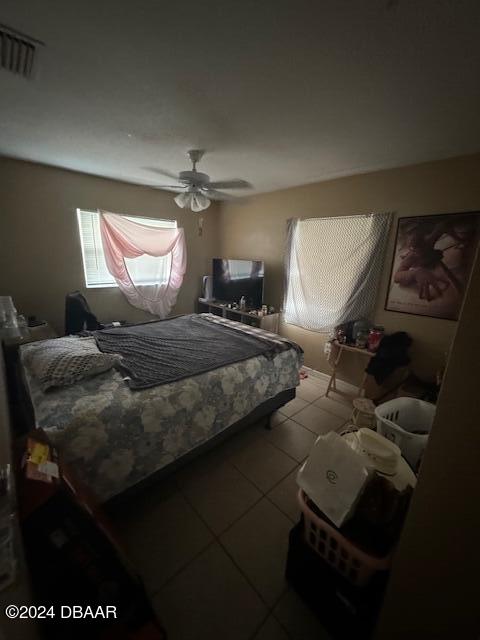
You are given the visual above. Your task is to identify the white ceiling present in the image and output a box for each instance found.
[1,0,480,195]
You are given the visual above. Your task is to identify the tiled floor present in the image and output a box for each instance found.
[113,371,355,640]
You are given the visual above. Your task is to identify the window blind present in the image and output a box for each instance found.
[76,210,177,288]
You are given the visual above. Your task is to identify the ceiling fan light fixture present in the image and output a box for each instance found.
[191,191,211,212]
[174,190,210,212]
[174,192,188,208]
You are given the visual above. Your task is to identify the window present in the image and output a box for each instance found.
[76,210,177,288]
[227,260,260,280]
[284,214,391,331]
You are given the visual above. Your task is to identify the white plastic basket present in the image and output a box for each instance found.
[375,397,435,470]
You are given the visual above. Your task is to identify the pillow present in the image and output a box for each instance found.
[21,336,121,391]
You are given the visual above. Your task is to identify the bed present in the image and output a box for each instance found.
[19,313,303,504]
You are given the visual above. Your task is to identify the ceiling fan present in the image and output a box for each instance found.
[148,149,252,212]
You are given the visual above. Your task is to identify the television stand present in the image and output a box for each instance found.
[197,299,280,333]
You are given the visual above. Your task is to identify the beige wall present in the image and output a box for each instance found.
[218,154,480,382]
[375,244,480,639]
[0,157,219,333]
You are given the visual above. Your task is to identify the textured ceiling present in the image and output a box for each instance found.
[1,0,480,195]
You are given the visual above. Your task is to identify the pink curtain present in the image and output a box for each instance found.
[100,211,187,317]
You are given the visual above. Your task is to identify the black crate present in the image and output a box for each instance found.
[285,521,389,640]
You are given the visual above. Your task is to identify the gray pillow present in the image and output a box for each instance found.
[21,336,121,391]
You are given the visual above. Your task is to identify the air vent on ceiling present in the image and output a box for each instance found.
[0,23,44,79]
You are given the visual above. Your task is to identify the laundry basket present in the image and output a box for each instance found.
[375,397,435,469]
[298,489,391,587]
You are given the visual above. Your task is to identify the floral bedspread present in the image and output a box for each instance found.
[23,347,302,502]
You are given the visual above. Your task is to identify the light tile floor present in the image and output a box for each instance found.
[113,371,356,640]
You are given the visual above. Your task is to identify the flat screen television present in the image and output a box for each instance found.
[212,258,264,308]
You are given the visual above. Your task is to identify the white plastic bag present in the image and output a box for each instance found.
[297,431,372,527]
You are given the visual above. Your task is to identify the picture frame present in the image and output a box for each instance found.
[385,211,480,320]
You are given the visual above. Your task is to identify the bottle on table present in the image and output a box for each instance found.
[353,318,370,342]
[355,330,369,349]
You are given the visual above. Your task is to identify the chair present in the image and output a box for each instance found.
[64,291,103,335]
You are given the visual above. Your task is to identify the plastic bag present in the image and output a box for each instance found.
[297,431,372,527]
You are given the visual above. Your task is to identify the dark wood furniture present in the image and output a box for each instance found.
[197,298,280,332]
[16,430,166,640]
[0,346,39,640]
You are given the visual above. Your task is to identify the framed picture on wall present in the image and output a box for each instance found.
[385,211,480,320]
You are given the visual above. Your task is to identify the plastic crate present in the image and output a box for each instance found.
[375,397,435,469]
[286,521,388,640]
[298,489,391,587]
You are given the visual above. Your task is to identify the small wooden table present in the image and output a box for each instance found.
[326,340,374,398]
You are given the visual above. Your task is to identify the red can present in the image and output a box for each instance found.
[367,326,384,352]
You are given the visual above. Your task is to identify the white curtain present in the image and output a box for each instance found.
[284,213,392,332]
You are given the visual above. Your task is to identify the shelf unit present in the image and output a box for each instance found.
[197,299,280,333]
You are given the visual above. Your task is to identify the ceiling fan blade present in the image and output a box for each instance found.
[152,184,186,189]
[205,179,252,190]
[201,188,236,201]
[143,166,181,181]
[150,185,186,192]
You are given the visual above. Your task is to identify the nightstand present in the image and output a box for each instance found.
[3,322,58,347]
